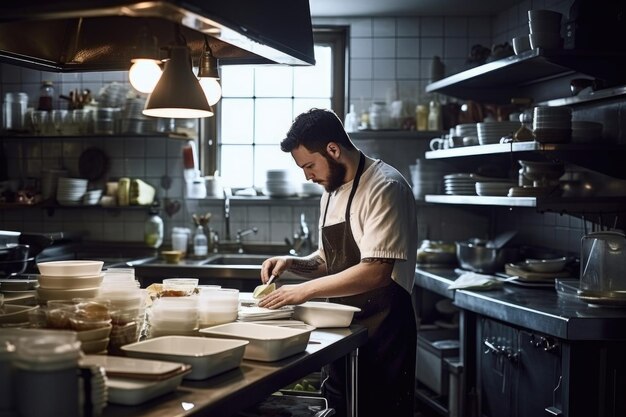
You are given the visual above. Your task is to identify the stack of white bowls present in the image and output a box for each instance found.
[264,169,299,197]
[97,268,146,353]
[477,121,519,145]
[197,287,239,328]
[528,9,563,50]
[533,106,572,143]
[56,177,88,206]
[149,296,198,337]
[409,159,449,199]
[475,180,518,196]
[35,260,104,303]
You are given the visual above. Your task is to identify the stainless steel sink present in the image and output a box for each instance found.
[200,253,270,266]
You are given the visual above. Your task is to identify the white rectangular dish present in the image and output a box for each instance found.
[199,322,312,362]
[106,371,189,406]
[121,335,248,380]
[293,301,361,328]
[79,354,188,380]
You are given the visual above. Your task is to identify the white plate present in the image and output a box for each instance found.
[80,354,187,379]
[199,322,311,362]
[105,371,189,405]
[122,335,248,380]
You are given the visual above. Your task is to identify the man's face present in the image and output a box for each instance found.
[291,145,346,192]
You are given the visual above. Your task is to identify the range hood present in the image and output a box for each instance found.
[0,0,315,72]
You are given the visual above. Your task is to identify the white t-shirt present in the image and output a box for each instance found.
[318,159,418,293]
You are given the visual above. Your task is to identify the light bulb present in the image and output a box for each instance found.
[198,77,222,106]
[129,59,162,94]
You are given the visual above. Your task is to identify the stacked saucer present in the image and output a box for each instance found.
[533,106,572,143]
[56,177,88,206]
[455,123,478,145]
[264,170,299,197]
[477,121,519,145]
[444,173,477,196]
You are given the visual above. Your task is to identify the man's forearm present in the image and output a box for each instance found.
[288,252,327,278]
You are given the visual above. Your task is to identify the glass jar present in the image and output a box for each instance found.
[37,81,54,111]
[2,92,28,131]
[369,102,390,130]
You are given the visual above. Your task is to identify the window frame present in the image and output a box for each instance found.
[200,26,348,181]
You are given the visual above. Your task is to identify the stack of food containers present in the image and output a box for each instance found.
[197,287,239,327]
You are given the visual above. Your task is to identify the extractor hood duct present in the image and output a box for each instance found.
[0,0,315,72]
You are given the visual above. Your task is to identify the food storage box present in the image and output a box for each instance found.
[199,322,311,362]
[121,335,248,380]
[416,329,459,395]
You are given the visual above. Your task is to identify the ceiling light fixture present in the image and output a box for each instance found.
[143,44,214,118]
[197,36,222,106]
[128,27,163,94]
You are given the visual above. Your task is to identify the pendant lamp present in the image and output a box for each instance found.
[197,38,222,106]
[129,27,162,94]
[143,46,214,118]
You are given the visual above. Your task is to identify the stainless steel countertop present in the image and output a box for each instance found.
[415,266,626,341]
[102,326,367,417]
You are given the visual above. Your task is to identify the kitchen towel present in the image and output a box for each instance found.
[448,272,502,290]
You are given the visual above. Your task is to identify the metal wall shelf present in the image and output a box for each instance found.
[425,48,626,104]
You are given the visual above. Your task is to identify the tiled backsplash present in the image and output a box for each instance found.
[0,0,597,255]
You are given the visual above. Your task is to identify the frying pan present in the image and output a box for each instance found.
[78,147,109,181]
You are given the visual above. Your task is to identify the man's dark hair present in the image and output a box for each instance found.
[280,108,356,153]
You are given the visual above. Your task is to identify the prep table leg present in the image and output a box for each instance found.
[348,348,359,417]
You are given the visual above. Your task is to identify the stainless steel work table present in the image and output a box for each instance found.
[102,326,368,417]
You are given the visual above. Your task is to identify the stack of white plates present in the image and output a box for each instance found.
[475,181,517,196]
[444,173,477,195]
[477,121,519,145]
[264,170,299,197]
[533,106,572,143]
[56,177,88,206]
[456,123,478,144]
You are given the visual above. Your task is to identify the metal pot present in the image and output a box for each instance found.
[0,244,33,277]
[456,239,520,273]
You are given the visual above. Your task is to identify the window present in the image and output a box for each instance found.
[214,27,347,189]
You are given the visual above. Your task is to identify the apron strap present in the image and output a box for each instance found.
[322,151,365,227]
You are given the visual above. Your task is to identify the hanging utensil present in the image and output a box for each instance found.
[486,230,517,249]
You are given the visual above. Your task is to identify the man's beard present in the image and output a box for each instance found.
[322,154,346,193]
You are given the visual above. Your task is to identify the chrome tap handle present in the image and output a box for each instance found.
[236,227,258,253]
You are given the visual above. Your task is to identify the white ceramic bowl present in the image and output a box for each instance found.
[37,260,104,277]
[37,273,104,289]
[293,301,361,328]
[122,335,248,380]
[0,304,38,325]
[37,286,101,302]
[199,322,312,362]
[80,337,110,354]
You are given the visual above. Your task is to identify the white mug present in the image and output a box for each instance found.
[429,137,448,151]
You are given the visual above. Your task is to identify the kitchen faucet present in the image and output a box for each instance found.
[288,213,313,255]
[223,186,232,241]
[236,227,258,253]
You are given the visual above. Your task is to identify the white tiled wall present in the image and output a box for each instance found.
[1,0,587,254]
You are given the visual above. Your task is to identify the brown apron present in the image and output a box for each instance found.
[321,153,416,417]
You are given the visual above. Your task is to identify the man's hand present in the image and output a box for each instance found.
[257,284,309,309]
[260,256,292,283]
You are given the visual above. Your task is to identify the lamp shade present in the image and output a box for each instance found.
[143,46,213,118]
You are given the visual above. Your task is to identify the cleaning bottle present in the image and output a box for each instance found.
[193,225,208,257]
[144,201,164,248]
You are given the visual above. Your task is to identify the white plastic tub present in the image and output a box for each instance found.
[121,335,248,380]
[199,322,311,362]
[293,301,360,328]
